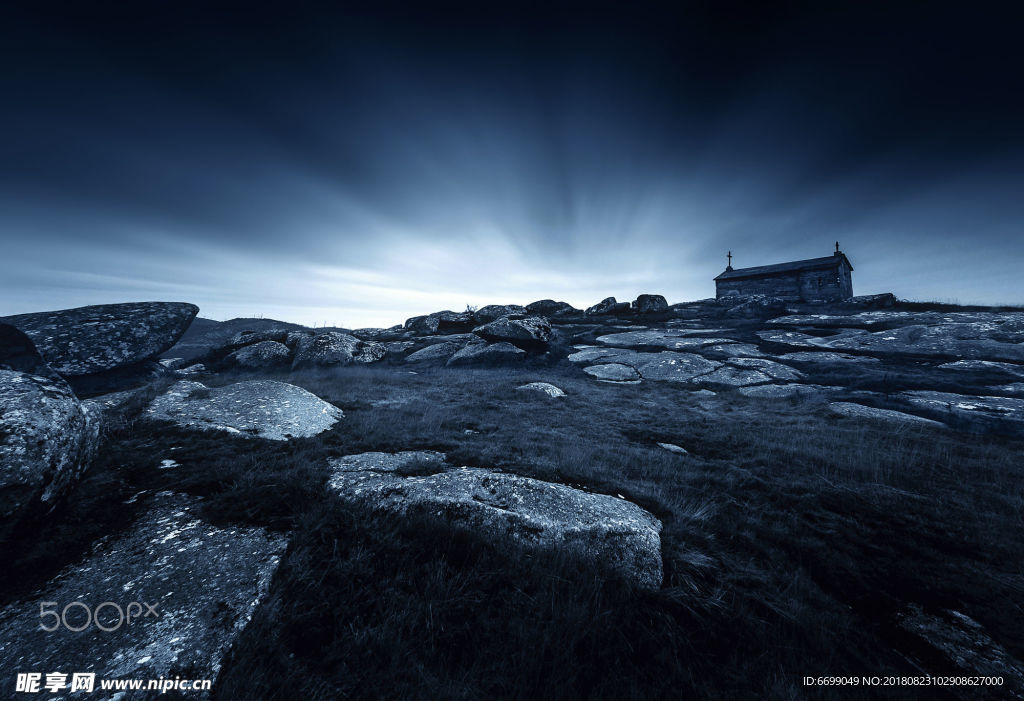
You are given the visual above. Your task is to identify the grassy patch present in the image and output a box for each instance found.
[10,363,1022,698]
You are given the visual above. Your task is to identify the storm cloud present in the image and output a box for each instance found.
[2,2,1021,327]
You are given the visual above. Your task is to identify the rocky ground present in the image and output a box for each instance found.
[1,294,1023,699]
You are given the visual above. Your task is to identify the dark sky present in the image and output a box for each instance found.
[2,1,1021,326]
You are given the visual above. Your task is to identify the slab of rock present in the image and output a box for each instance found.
[473,316,552,350]
[525,299,577,316]
[897,604,1024,694]
[329,450,449,474]
[516,382,566,397]
[225,340,291,370]
[405,341,466,363]
[583,363,641,382]
[765,312,1024,362]
[596,331,735,350]
[828,402,944,427]
[383,341,416,358]
[328,455,664,589]
[700,343,768,358]
[726,357,803,381]
[634,352,721,382]
[447,341,525,367]
[0,370,101,524]
[739,384,833,398]
[723,295,788,317]
[938,359,1024,378]
[694,366,772,386]
[567,346,645,365]
[900,391,1024,434]
[0,493,287,700]
[632,294,668,314]
[472,304,527,324]
[585,297,630,315]
[1,302,199,376]
[146,380,342,440]
[779,351,882,364]
[991,383,1024,396]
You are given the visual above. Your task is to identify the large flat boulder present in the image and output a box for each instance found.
[473,316,552,350]
[632,352,722,382]
[583,363,641,382]
[146,380,342,440]
[1,302,199,376]
[0,369,101,525]
[328,453,664,589]
[446,341,526,367]
[405,341,466,363]
[0,493,287,700]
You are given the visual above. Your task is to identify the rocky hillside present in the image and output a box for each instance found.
[1,294,1022,699]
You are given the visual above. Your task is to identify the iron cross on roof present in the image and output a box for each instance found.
[727,251,732,266]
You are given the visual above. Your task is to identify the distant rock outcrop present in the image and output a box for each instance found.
[585,297,630,315]
[1,302,198,376]
[472,304,527,324]
[0,369,101,525]
[146,380,342,440]
[404,311,476,335]
[632,294,668,314]
[525,299,577,316]
[473,316,552,350]
[225,340,292,370]
[328,452,664,589]
[289,331,384,369]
